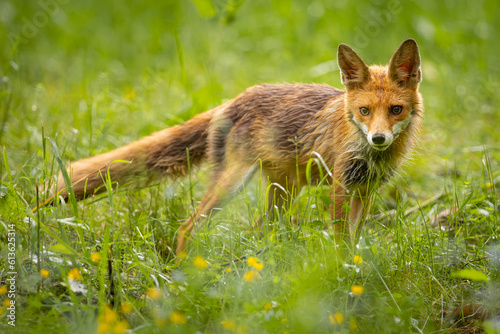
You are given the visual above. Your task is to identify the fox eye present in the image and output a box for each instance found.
[359,107,370,116]
[391,105,403,115]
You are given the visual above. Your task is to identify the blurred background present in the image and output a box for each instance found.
[0,0,499,199]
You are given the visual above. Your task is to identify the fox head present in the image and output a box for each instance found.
[337,39,422,151]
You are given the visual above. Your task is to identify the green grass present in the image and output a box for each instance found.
[1,0,500,333]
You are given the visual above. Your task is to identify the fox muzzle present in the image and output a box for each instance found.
[368,132,394,151]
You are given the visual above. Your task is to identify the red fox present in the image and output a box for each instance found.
[52,39,423,256]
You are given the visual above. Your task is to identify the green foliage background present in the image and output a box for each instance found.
[0,0,499,333]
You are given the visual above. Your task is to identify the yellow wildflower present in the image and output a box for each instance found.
[0,307,4,316]
[97,322,110,334]
[221,319,237,331]
[351,285,364,295]
[353,255,363,264]
[237,325,248,334]
[225,268,232,273]
[247,257,264,270]
[0,286,7,294]
[68,268,82,280]
[91,252,101,262]
[147,287,162,300]
[194,256,209,269]
[120,302,133,314]
[253,262,264,270]
[3,299,11,307]
[170,310,187,325]
[40,269,49,278]
[350,317,358,330]
[329,312,344,324]
[335,312,344,324]
[154,316,167,328]
[281,318,288,323]
[113,320,129,334]
[264,303,272,312]
[100,305,118,323]
[178,251,187,259]
[124,87,136,101]
[486,182,492,188]
[243,270,261,282]
[247,257,258,266]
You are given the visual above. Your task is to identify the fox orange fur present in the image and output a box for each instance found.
[52,39,423,256]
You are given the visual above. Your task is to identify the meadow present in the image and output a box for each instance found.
[1,0,499,333]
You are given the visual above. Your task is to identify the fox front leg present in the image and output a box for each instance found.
[347,186,372,243]
[330,184,351,245]
[330,181,371,247]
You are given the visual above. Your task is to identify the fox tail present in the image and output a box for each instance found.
[51,109,215,201]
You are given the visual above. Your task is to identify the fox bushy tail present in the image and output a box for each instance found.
[53,110,214,201]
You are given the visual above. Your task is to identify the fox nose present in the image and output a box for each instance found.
[371,134,386,145]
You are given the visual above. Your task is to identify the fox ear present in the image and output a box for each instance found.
[337,43,371,90]
[388,39,422,88]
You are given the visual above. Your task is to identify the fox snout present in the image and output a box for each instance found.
[367,132,394,151]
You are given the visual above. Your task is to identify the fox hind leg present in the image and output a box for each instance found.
[254,172,297,230]
[175,161,257,257]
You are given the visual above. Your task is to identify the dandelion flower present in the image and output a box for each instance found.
[253,262,264,270]
[3,299,11,308]
[247,257,264,270]
[97,322,110,334]
[351,285,364,295]
[147,287,162,300]
[120,302,133,314]
[350,317,358,330]
[243,270,261,282]
[68,268,82,280]
[221,319,237,331]
[237,325,248,334]
[353,255,363,264]
[154,316,167,328]
[40,269,49,278]
[0,286,7,294]
[486,182,492,188]
[329,312,344,324]
[101,305,118,323]
[91,252,101,262]
[193,256,209,269]
[113,320,129,334]
[170,310,187,325]
[247,257,258,267]
[124,87,136,101]
[225,268,232,273]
